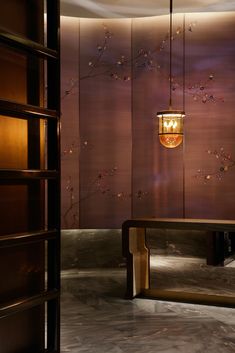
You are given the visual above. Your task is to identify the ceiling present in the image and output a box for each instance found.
[60,0,235,18]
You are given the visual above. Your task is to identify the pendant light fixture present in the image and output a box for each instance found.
[157,0,185,149]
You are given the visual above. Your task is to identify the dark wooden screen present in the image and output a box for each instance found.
[0,1,60,352]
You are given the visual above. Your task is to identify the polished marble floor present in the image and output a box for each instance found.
[61,258,235,353]
[150,256,235,296]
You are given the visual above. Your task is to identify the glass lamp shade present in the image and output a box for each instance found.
[157,110,185,148]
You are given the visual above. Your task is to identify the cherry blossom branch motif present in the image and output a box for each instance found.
[61,139,93,159]
[63,176,79,228]
[133,24,187,74]
[61,21,229,227]
[63,167,117,228]
[195,148,235,183]
[183,74,224,104]
[63,165,148,227]
[62,141,79,157]
[62,21,224,104]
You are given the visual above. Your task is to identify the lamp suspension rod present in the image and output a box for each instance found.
[169,0,173,108]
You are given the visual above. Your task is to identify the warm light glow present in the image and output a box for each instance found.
[157,110,185,148]
[159,134,183,148]
[163,120,178,129]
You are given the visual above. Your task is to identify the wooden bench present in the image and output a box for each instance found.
[122,218,235,308]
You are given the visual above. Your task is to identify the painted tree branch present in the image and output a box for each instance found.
[195,148,235,183]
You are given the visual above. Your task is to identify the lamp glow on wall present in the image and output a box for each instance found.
[157,0,185,148]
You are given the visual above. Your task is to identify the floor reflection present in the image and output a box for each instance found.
[150,256,235,296]
[61,267,235,353]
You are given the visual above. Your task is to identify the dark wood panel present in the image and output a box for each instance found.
[27,180,45,231]
[0,185,28,235]
[0,306,44,353]
[0,1,28,37]
[0,243,44,303]
[0,47,27,103]
[0,182,47,236]
[0,1,60,351]
[0,116,28,169]
[0,0,44,42]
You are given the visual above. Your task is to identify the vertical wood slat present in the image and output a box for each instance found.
[27,40,43,233]
[46,0,61,351]
[26,16,45,352]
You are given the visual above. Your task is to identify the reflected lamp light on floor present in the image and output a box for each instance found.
[157,0,185,149]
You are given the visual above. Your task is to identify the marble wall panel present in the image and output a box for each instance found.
[61,229,206,269]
